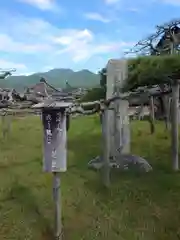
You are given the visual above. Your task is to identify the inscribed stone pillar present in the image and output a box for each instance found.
[106,59,130,160]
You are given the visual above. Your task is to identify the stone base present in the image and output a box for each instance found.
[88,154,152,172]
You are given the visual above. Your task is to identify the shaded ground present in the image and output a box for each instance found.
[0,115,180,239]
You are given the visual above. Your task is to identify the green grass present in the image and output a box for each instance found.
[0,115,180,240]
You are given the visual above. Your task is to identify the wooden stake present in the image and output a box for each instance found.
[53,172,62,239]
[149,96,155,134]
[162,95,171,130]
[171,81,179,171]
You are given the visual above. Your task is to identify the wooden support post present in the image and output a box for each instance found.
[171,81,179,171]
[149,96,155,134]
[168,97,172,124]
[102,109,110,188]
[150,96,155,120]
[162,95,171,130]
[53,172,62,240]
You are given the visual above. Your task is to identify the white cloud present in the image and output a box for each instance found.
[0,33,52,53]
[127,8,140,12]
[105,0,121,4]
[52,29,131,62]
[41,65,54,72]
[18,71,36,76]
[0,59,27,71]
[161,0,180,5]
[0,12,134,73]
[84,12,111,23]
[17,0,60,11]
[52,29,93,45]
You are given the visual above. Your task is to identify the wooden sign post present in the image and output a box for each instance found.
[32,101,72,240]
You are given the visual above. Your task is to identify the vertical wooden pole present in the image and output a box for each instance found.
[137,105,143,120]
[171,81,179,171]
[168,97,172,124]
[162,95,171,130]
[150,96,155,119]
[53,172,62,239]
[149,96,155,134]
[102,109,110,188]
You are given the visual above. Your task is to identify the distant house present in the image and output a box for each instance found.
[24,78,88,102]
[25,82,49,97]
[0,88,17,101]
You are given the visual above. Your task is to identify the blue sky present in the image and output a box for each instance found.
[0,0,180,75]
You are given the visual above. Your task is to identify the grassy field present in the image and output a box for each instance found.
[0,115,180,240]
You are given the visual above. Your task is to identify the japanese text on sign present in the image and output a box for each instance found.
[42,109,67,172]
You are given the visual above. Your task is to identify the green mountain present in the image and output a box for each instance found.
[0,68,100,91]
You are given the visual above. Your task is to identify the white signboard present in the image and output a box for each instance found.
[42,109,67,172]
